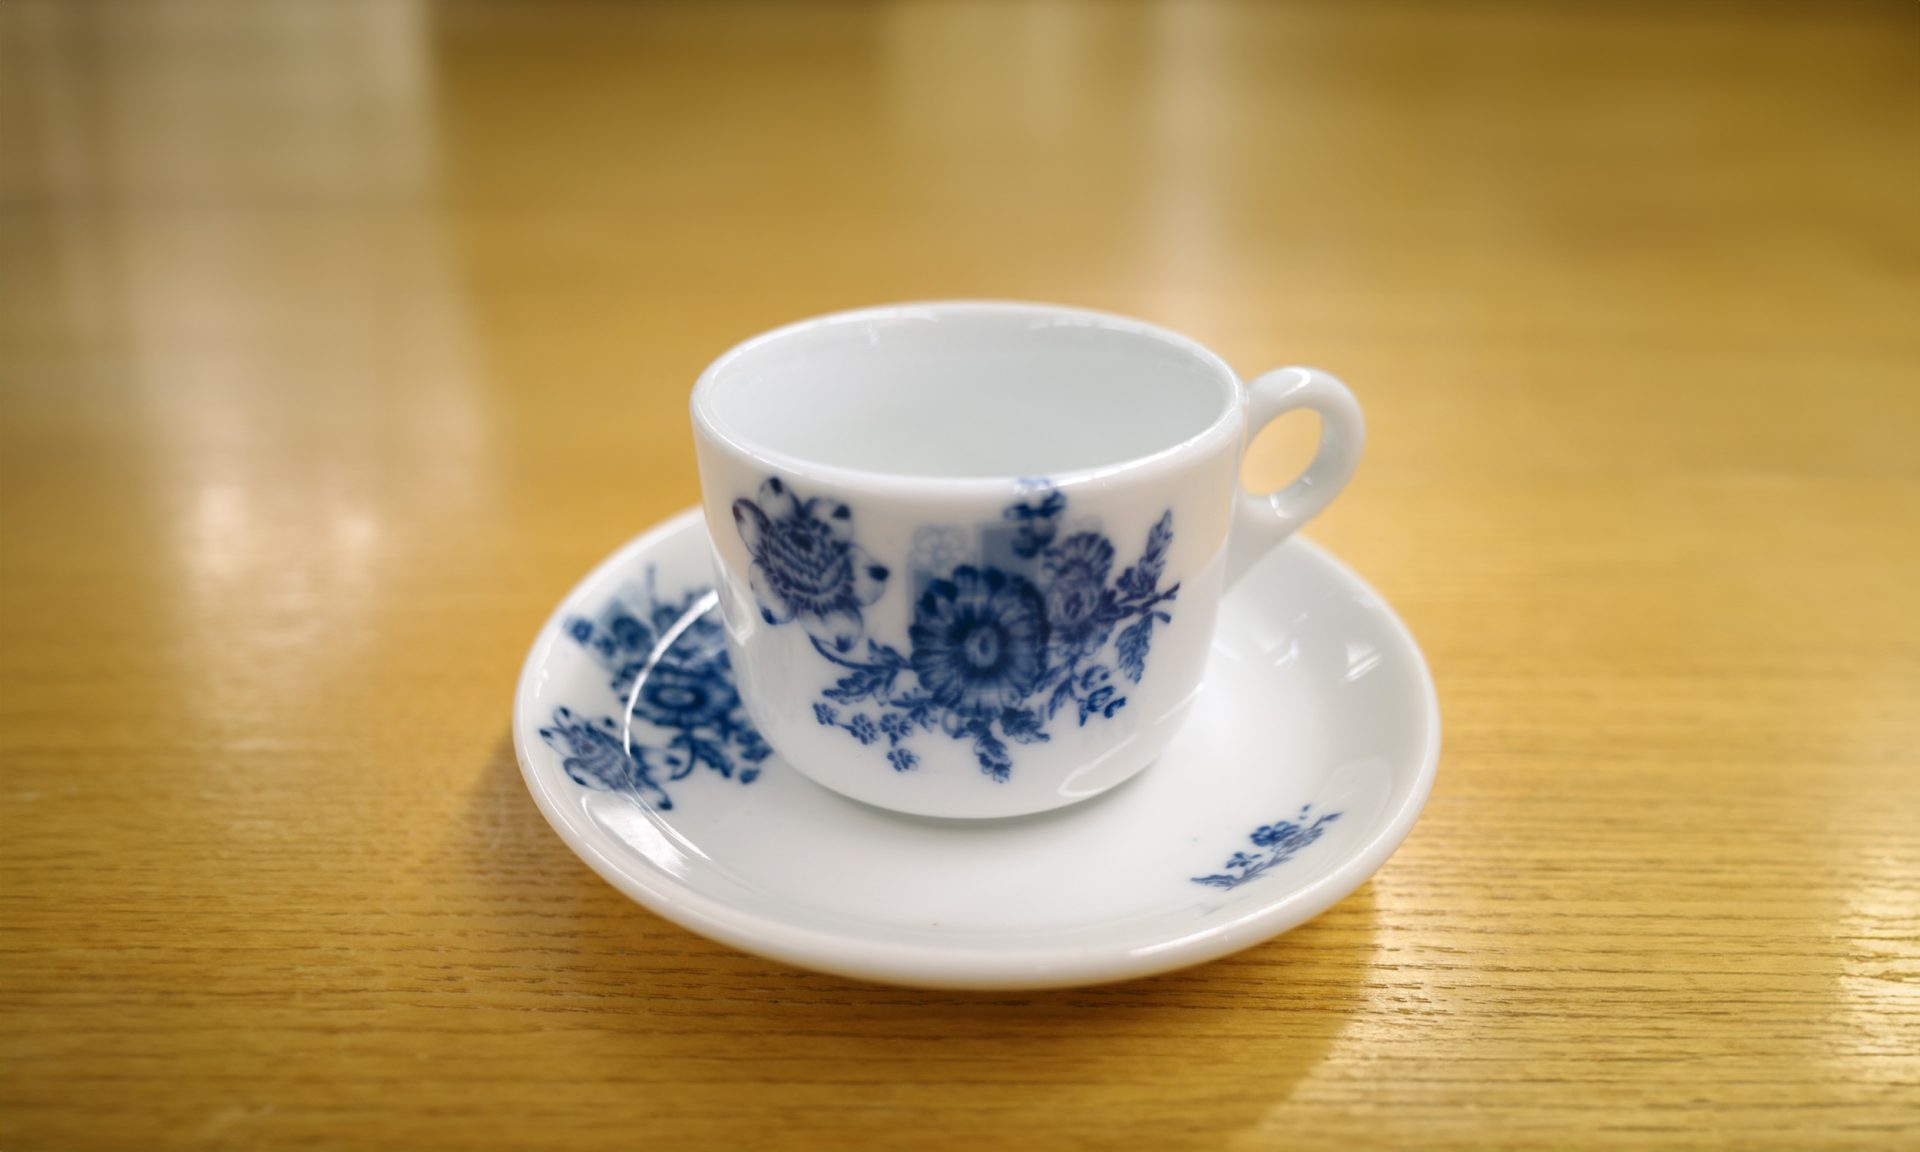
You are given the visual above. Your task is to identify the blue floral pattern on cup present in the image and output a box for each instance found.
[1190,806,1341,889]
[732,476,889,655]
[736,478,1179,782]
[541,568,768,809]
[535,544,1335,889]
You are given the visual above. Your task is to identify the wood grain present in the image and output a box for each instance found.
[2,1,1916,1148]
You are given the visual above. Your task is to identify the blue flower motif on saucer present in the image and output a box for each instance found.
[738,477,1178,783]
[630,662,739,732]
[541,567,768,810]
[734,476,889,654]
[1191,806,1341,889]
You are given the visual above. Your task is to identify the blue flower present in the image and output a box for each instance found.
[631,663,738,730]
[553,570,767,811]
[1250,821,1299,848]
[1041,532,1116,650]
[608,613,652,652]
[541,709,632,791]
[733,476,888,652]
[909,566,1048,718]
[1192,807,1340,889]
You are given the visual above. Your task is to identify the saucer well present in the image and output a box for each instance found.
[512,508,1439,989]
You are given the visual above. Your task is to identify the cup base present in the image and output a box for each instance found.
[762,690,1202,820]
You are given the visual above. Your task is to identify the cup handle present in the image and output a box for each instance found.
[1224,366,1366,586]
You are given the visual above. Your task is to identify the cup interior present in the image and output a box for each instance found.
[693,304,1238,479]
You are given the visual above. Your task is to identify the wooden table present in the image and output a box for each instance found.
[3,2,1916,1148]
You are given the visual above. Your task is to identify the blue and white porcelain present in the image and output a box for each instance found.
[513,509,1439,989]
[691,301,1366,818]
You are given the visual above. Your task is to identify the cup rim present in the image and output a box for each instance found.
[689,300,1247,494]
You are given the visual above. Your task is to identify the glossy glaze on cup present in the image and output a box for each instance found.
[691,302,1360,818]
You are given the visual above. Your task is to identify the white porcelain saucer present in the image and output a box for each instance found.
[513,508,1439,989]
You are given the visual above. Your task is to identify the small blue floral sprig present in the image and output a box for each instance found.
[541,567,768,810]
[1005,480,1067,558]
[1191,806,1342,890]
[740,477,1178,783]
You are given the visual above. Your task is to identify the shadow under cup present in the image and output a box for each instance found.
[691,302,1248,819]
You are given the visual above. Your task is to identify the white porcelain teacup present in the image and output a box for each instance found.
[691,301,1363,819]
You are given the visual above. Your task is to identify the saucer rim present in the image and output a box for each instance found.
[512,507,1440,989]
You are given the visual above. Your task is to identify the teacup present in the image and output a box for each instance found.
[691,301,1362,818]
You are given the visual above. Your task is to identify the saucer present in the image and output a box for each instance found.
[512,508,1439,989]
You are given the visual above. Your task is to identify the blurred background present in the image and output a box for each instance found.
[2,2,1916,1148]
[9,1,1912,582]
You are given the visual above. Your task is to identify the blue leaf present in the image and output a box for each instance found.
[822,664,894,704]
[1046,677,1076,719]
[1000,707,1050,745]
[1143,509,1173,565]
[1116,511,1175,599]
[1077,684,1114,726]
[971,725,1012,782]
[689,737,733,778]
[1116,615,1155,682]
